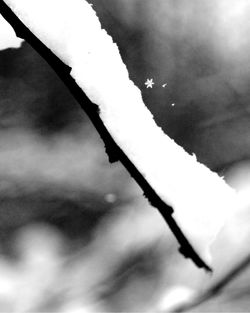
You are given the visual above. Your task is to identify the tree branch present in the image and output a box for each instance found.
[0,0,236,272]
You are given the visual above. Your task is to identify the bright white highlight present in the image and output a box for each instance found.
[0,13,23,50]
[3,0,239,264]
[145,78,155,88]
[215,0,250,53]
[158,286,195,311]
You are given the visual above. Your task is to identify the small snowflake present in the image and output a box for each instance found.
[171,103,175,106]
[162,83,167,88]
[145,78,155,88]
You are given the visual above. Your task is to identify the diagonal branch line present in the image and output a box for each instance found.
[0,0,211,272]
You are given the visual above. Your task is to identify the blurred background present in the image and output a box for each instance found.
[1,0,250,311]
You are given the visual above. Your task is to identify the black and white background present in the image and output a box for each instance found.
[0,0,250,311]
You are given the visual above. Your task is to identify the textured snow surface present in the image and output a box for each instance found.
[3,0,239,264]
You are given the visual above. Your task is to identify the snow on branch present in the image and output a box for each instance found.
[0,11,23,49]
[0,0,239,271]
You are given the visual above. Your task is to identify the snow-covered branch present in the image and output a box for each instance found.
[0,0,239,271]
